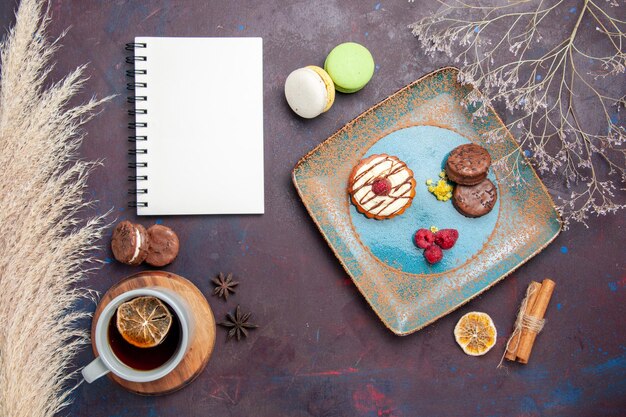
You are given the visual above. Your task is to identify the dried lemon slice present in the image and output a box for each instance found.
[116,296,173,348]
[454,311,497,356]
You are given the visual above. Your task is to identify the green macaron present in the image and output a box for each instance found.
[324,42,375,93]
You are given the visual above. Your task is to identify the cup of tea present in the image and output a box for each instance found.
[82,287,194,383]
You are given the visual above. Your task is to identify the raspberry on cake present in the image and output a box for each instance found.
[371,177,392,196]
[348,154,416,220]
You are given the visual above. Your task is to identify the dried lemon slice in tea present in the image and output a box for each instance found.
[116,296,173,348]
[454,312,497,356]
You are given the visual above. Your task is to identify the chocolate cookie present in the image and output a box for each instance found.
[111,221,149,265]
[348,154,416,220]
[445,143,492,185]
[452,178,498,218]
[145,224,180,267]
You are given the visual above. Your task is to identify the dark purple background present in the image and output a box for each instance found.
[1,1,624,416]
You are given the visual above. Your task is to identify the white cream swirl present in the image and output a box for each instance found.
[350,155,415,217]
[128,228,142,264]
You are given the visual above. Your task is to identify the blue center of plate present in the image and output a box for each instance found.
[349,125,499,274]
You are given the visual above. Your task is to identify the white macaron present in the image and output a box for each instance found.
[284,66,335,119]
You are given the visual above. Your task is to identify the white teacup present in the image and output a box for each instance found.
[82,287,193,383]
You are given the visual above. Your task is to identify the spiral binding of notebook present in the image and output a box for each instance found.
[126,42,148,208]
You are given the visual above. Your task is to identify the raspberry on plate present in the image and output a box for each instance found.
[414,229,436,249]
[424,244,443,264]
[435,229,459,250]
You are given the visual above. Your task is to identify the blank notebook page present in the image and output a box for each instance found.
[133,37,264,215]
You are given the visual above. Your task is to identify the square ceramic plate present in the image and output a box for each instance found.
[292,67,561,336]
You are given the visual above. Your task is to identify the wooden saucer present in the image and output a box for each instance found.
[91,271,215,395]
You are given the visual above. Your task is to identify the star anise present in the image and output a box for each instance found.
[218,305,258,341]
[212,272,238,300]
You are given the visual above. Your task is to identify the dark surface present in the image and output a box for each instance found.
[1,1,625,416]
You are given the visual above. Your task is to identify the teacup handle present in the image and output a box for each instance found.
[82,357,110,383]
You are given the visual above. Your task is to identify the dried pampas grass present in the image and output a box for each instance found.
[0,1,110,416]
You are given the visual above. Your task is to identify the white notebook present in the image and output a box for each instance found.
[129,37,264,215]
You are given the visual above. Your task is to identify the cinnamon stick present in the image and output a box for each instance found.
[505,281,542,361]
[516,278,555,364]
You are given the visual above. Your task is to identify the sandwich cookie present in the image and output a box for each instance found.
[145,224,180,267]
[111,221,150,266]
[452,178,498,218]
[445,143,492,186]
[324,42,375,93]
[284,66,335,118]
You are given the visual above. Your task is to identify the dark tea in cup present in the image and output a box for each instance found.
[83,287,193,384]
[107,304,181,371]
